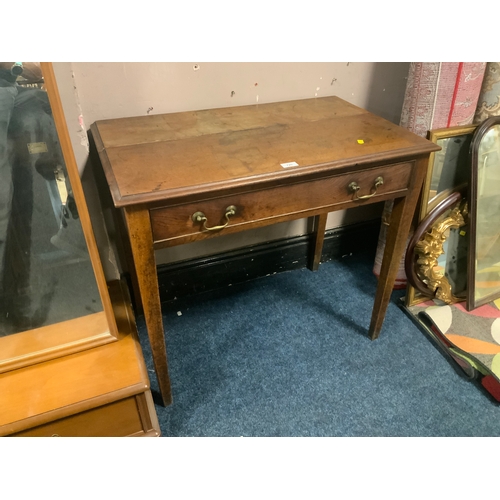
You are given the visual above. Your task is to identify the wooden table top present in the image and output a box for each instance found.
[91,96,440,207]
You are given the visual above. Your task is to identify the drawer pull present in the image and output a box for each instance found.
[192,205,237,231]
[349,176,384,200]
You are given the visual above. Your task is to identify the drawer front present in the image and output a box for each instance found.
[150,161,413,245]
[12,394,158,437]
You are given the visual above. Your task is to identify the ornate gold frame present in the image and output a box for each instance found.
[405,189,468,305]
[413,200,468,304]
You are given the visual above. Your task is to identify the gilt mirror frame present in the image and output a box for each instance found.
[0,62,119,373]
[405,189,468,305]
[467,116,500,310]
[405,124,477,307]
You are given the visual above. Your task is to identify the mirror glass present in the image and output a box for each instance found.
[0,62,103,337]
[469,121,500,308]
[428,133,472,208]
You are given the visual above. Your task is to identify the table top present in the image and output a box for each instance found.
[91,96,440,208]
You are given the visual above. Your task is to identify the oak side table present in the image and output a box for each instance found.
[91,96,440,406]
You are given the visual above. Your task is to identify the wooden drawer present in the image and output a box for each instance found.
[150,161,413,245]
[12,393,160,437]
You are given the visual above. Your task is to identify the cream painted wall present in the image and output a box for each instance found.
[53,62,410,275]
[69,62,408,124]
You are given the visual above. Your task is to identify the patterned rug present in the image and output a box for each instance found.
[474,62,500,123]
[400,62,486,137]
[406,298,500,402]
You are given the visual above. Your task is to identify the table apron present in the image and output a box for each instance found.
[149,161,413,247]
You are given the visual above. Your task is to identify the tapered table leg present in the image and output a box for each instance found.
[308,212,328,271]
[124,206,172,406]
[113,208,143,316]
[369,157,427,340]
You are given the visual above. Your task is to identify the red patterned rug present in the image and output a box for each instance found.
[400,62,486,136]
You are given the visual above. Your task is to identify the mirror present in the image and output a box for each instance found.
[405,190,468,304]
[0,62,118,371]
[423,125,476,214]
[405,125,476,307]
[467,117,500,310]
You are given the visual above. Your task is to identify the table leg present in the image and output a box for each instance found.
[112,208,143,316]
[308,213,328,271]
[124,206,172,406]
[369,157,427,340]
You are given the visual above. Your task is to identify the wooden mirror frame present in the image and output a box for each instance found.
[0,62,119,373]
[467,116,500,310]
[405,125,476,307]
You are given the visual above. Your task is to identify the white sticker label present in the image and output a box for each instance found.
[281,162,299,168]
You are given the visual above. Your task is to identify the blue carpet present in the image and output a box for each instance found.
[136,251,500,436]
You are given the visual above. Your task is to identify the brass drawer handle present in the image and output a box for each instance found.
[192,205,237,231]
[348,176,384,200]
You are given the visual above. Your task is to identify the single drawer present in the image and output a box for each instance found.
[12,394,159,437]
[150,161,413,245]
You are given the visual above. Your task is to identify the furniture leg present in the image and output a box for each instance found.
[308,213,328,271]
[369,157,428,340]
[114,209,143,316]
[123,206,172,406]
